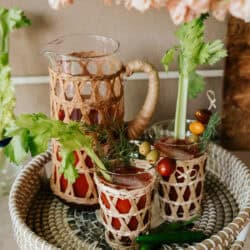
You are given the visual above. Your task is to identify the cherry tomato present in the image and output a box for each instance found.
[195,109,212,124]
[156,158,175,177]
[189,121,205,135]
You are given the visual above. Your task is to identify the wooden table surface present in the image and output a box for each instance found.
[0,151,250,250]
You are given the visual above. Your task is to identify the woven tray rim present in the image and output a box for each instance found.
[8,144,250,250]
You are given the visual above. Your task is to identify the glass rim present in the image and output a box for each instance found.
[95,158,155,177]
[42,33,120,59]
[148,119,209,148]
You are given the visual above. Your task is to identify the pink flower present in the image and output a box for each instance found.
[48,0,73,10]
[103,0,250,24]
[151,0,169,8]
[229,0,250,22]
[185,8,199,22]
[130,0,152,12]
[184,0,210,15]
[167,0,189,25]
[211,0,230,21]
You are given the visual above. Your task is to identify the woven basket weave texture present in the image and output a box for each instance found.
[9,144,250,250]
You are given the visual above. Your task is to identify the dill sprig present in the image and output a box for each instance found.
[111,125,139,165]
[81,123,109,144]
[200,112,221,144]
[82,123,140,167]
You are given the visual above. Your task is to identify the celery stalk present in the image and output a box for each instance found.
[174,73,189,139]
[0,9,30,139]
[162,15,227,140]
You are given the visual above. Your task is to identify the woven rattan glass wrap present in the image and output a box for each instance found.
[158,154,207,221]
[50,140,98,205]
[94,160,155,249]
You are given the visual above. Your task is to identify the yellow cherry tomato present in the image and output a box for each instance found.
[189,121,205,135]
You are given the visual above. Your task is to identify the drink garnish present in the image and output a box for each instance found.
[161,14,226,140]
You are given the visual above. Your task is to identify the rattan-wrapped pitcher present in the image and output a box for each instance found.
[43,34,159,206]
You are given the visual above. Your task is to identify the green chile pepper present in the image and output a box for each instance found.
[139,243,157,250]
[151,216,198,233]
[137,230,206,245]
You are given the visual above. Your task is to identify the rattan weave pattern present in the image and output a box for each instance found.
[9,144,250,250]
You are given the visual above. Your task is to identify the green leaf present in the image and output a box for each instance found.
[4,113,110,183]
[60,151,78,184]
[171,14,226,139]
[0,8,31,140]
[199,40,227,65]
[4,128,29,164]
[161,47,177,72]
[7,8,31,31]
[188,71,205,99]
[29,132,51,156]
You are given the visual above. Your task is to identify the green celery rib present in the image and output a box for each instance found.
[174,73,188,139]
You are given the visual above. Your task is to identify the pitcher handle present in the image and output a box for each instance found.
[125,60,159,139]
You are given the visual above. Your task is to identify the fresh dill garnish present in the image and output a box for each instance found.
[200,112,221,144]
[111,125,139,165]
[82,122,140,167]
[81,123,110,144]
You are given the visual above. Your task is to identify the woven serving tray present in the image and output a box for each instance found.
[9,144,250,250]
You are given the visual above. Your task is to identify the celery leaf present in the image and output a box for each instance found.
[60,151,78,184]
[188,71,205,99]
[4,113,108,183]
[4,128,29,164]
[161,47,177,72]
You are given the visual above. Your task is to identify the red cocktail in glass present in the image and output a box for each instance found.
[94,159,155,249]
[148,120,208,221]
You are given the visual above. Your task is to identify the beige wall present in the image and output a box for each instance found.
[2,0,226,122]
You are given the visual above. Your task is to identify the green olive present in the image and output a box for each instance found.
[146,150,160,164]
[188,134,199,143]
[139,141,151,156]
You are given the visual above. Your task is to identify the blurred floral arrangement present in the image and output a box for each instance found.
[48,0,73,9]
[48,0,250,24]
[104,0,250,23]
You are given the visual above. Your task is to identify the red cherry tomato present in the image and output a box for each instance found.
[156,158,175,177]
